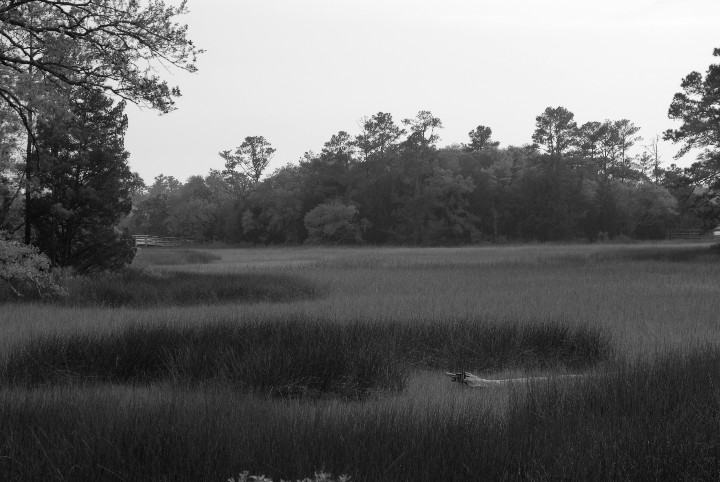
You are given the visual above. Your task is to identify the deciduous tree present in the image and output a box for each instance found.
[0,0,200,115]
[220,136,275,193]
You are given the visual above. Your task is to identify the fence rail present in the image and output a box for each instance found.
[132,235,194,247]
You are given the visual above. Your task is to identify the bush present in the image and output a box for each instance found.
[304,202,363,245]
[0,236,64,300]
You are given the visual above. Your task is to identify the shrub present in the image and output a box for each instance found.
[0,235,64,300]
[304,202,363,245]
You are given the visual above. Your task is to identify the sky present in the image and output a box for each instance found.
[124,0,720,184]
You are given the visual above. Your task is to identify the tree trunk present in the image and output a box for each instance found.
[24,114,33,245]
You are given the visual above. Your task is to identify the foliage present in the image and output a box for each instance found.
[220,136,276,193]
[0,235,63,299]
[532,106,577,157]
[355,112,405,160]
[465,124,499,151]
[304,201,363,245]
[0,103,22,231]
[126,107,699,245]
[29,89,138,272]
[0,0,200,116]
[665,47,720,227]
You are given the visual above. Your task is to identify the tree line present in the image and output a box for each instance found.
[123,104,713,245]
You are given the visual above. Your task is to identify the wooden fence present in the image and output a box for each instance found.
[132,235,195,247]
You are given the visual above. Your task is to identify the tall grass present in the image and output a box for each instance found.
[1,317,609,398]
[1,347,719,481]
[59,268,323,307]
[133,248,222,266]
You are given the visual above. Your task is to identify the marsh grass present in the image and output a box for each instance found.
[57,268,323,307]
[1,347,719,481]
[506,345,720,480]
[590,243,720,263]
[0,317,609,399]
[133,248,222,266]
[2,243,720,481]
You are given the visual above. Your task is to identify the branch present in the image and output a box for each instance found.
[445,371,597,389]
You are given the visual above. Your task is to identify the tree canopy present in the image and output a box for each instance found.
[122,107,688,245]
[665,47,720,226]
[0,0,200,118]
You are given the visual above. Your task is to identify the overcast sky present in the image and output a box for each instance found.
[124,0,720,184]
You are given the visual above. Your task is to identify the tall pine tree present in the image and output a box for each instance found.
[30,89,140,272]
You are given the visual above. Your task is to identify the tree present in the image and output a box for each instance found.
[642,135,664,184]
[421,167,479,244]
[126,174,182,237]
[242,164,305,244]
[665,47,720,226]
[403,110,443,147]
[321,131,356,165]
[355,112,405,161]
[532,107,577,158]
[465,125,499,152]
[613,119,642,181]
[220,136,275,190]
[632,183,677,239]
[0,0,200,245]
[30,89,138,272]
[577,121,607,162]
[0,103,22,231]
